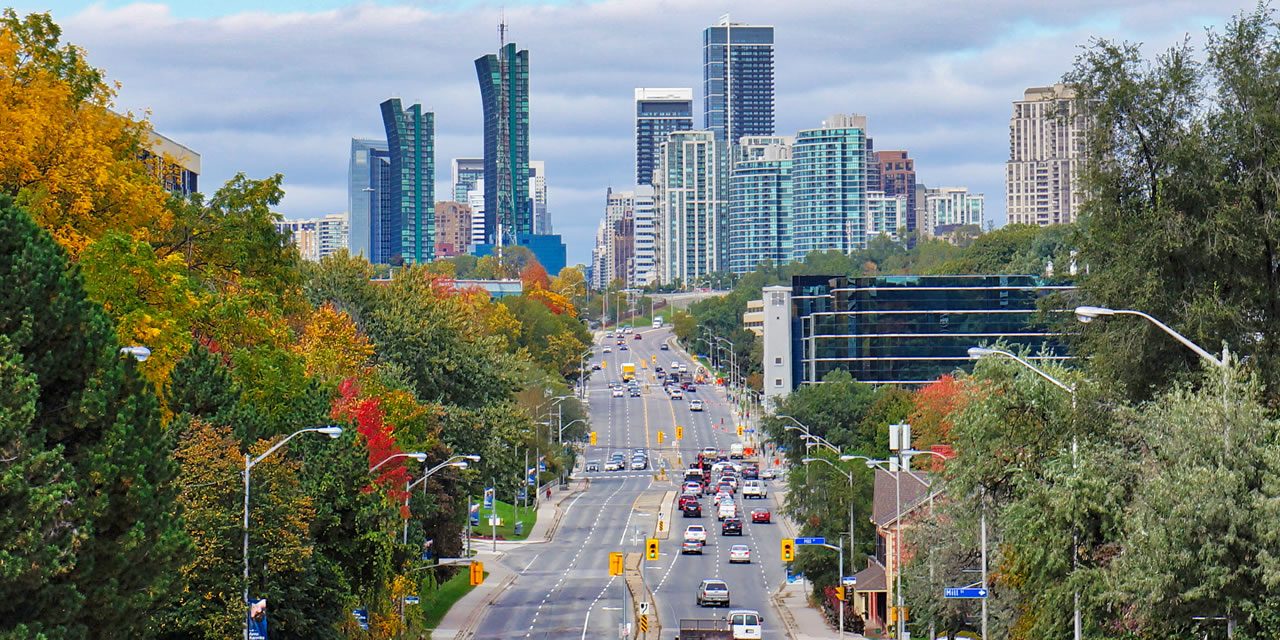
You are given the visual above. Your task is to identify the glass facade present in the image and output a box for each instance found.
[791,116,868,260]
[475,43,531,246]
[703,23,774,144]
[728,136,792,273]
[790,274,1073,385]
[347,138,388,260]
[380,99,435,264]
[452,157,484,204]
[635,90,694,186]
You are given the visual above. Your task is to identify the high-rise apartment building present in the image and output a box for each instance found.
[467,180,487,247]
[728,135,793,273]
[635,88,694,185]
[875,150,917,232]
[791,114,870,260]
[632,186,657,287]
[589,187,657,289]
[866,191,906,241]
[380,98,435,264]
[703,19,775,144]
[655,130,724,285]
[434,201,473,257]
[348,138,393,263]
[529,160,550,234]
[452,157,484,203]
[923,187,985,236]
[277,213,349,262]
[1007,83,1086,226]
[475,43,531,245]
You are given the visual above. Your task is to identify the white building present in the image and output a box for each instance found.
[529,160,550,234]
[865,191,906,241]
[277,213,349,262]
[631,186,657,287]
[1006,84,1087,226]
[654,130,724,286]
[467,179,487,248]
[923,187,985,236]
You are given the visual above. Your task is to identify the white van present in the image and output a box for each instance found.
[728,609,763,639]
[729,443,745,459]
[742,480,766,499]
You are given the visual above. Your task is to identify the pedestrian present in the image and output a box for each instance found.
[546,486,552,500]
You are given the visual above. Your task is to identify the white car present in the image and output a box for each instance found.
[689,399,704,411]
[603,346,612,353]
[684,524,707,544]
[671,361,681,369]
[671,389,685,400]
[718,501,738,521]
[760,468,779,480]
[729,544,751,564]
[702,447,720,459]
[612,388,624,397]
[742,480,767,499]
[604,459,622,471]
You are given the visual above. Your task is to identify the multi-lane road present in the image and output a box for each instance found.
[472,326,789,639]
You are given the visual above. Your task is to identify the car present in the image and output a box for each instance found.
[655,366,664,373]
[689,399,705,411]
[729,544,751,563]
[683,482,704,495]
[671,389,684,400]
[682,501,702,517]
[679,492,699,508]
[696,580,731,607]
[722,517,743,535]
[660,343,670,351]
[751,508,771,524]
[603,346,612,353]
[717,482,735,496]
[591,363,602,371]
[681,540,703,554]
[671,361,681,369]
[620,345,629,351]
[611,387,624,397]
[604,459,622,471]
[741,466,759,480]
[718,501,738,521]
[713,491,732,507]
[629,388,641,397]
[605,332,613,338]
[684,525,707,544]
[760,468,779,480]
[728,610,764,638]
[702,447,719,458]
[623,327,633,334]
[585,460,601,472]
[635,334,642,340]
[630,457,647,470]
[678,364,689,374]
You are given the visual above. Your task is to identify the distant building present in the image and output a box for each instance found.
[1007,84,1086,226]
[452,157,484,203]
[875,150,916,232]
[143,131,200,196]
[743,298,764,336]
[467,179,487,247]
[703,18,775,144]
[632,186,657,287]
[434,201,472,257]
[529,160,550,234]
[654,130,724,285]
[380,98,435,264]
[922,187,984,237]
[348,138,391,261]
[277,213,349,262]
[791,114,870,260]
[728,135,793,273]
[475,43,531,245]
[866,191,906,241]
[635,88,694,185]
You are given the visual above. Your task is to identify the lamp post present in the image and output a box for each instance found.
[243,425,343,640]
[1074,306,1227,367]
[369,451,429,474]
[403,455,481,545]
[802,455,856,637]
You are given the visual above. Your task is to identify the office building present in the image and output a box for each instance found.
[743,298,764,336]
[728,135,793,273]
[923,187,985,237]
[143,130,200,196]
[475,43,531,245]
[277,213,349,262]
[703,18,775,144]
[654,130,724,285]
[348,138,392,262]
[875,150,917,232]
[380,98,435,264]
[434,201,472,257]
[529,160,550,234]
[635,88,694,185]
[791,114,870,260]
[866,191,906,241]
[760,275,1074,401]
[452,157,484,203]
[1007,84,1087,226]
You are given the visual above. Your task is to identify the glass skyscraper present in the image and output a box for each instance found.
[475,43,531,246]
[703,19,774,144]
[728,136,792,274]
[452,157,484,204]
[791,114,869,260]
[348,138,390,261]
[635,88,694,185]
[380,98,435,265]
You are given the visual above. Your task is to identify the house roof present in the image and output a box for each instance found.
[871,467,936,527]
[853,557,887,592]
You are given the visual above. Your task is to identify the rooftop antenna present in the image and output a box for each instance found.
[499,7,508,47]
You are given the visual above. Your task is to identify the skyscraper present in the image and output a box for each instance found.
[529,160,550,234]
[452,157,484,203]
[380,98,435,264]
[475,42,531,245]
[635,88,694,185]
[1007,83,1086,226]
[791,114,870,259]
[348,138,390,261]
[875,150,917,232]
[632,186,657,287]
[654,130,724,285]
[923,187,985,236]
[728,135,793,273]
[703,18,775,144]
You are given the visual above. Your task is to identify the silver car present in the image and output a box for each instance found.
[696,579,731,607]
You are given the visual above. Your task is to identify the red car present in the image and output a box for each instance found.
[679,493,700,510]
[634,334,642,340]
[751,508,771,524]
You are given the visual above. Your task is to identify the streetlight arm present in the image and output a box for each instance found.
[369,452,428,474]
[969,347,1075,395]
[801,456,854,482]
[1116,309,1226,368]
[249,426,341,470]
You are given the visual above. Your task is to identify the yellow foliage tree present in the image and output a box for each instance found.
[296,303,374,385]
[0,10,170,257]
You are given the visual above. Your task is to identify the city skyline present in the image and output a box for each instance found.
[35,0,1257,265]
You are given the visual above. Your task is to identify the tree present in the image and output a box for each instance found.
[296,303,374,386]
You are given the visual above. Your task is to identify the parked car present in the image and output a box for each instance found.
[681,540,703,554]
[585,460,601,472]
[751,508,772,524]
[696,580,731,607]
[729,544,751,563]
[722,517,743,536]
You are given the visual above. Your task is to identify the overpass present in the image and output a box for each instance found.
[648,289,731,311]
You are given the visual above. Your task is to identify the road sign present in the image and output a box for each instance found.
[404,596,420,605]
[638,602,650,614]
[609,552,624,576]
[842,576,857,587]
[638,614,649,632]
[795,537,826,545]
[944,587,988,599]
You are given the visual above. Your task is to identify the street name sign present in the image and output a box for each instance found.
[944,587,988,599]
[795,537,826,545]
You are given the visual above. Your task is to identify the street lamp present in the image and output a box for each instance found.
[1073,305,1227,367]
[967,347,1075,394]
[243,424,343,640]
[801,455,857,637]
[403,455,481,544]
[369,451,429,474]
[119,345,151,361]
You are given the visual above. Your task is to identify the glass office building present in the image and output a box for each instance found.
[703,20,774,144]
[635,88,694,186]
[452,157,484,204]
[348,138,390,261]
[380,99,435,264]
[791,114,869,259]
[728,136,792,273]
[769,275,1073,389]
[475,43,531,246]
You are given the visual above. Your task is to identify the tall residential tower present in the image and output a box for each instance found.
[1006,84,1086,226]
[703,18,775,144]
[475,42,531,245]
[791,114,870,259]
[635,88,694,185]
[380,98,435,264]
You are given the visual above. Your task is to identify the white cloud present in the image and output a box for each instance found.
[43,0,1260,264]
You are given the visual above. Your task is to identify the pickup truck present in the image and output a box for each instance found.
[677,609,763,639]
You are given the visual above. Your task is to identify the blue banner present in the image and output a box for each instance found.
[526,468,537,486]
[483,488,494,510]
[469,503,480,526]
[352,608,369,631]
[248,598,268,639]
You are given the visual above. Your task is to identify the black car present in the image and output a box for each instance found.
[660,344,670,351]
[741,466,759,480]
[682,501,702,517]
[721,517,743,536]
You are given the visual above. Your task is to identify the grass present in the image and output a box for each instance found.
[420,568,482,632]
[475,498,538,541]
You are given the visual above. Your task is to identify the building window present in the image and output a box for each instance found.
[774,378,783,387]
[775,357,782,365]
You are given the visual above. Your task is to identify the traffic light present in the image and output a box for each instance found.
[675,426,684,440]
[646,538,659,560]
[657,431,665,444]
[835,586,846,601]
[781,539,795,562]
[589,431,597,446]
[469,561,485,586]
[609,552,624,576]
[736,425,745,437]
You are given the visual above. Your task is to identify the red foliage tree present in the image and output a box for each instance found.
[520,262,551,291]
[909,374,969,448]
[331,378,410,511]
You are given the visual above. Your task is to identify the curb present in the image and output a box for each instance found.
[448,552,515,640]
[771,585,802,640]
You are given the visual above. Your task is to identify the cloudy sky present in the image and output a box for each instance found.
[23,0,1254,264]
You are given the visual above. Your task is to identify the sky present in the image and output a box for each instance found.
[23,0,1255,265]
